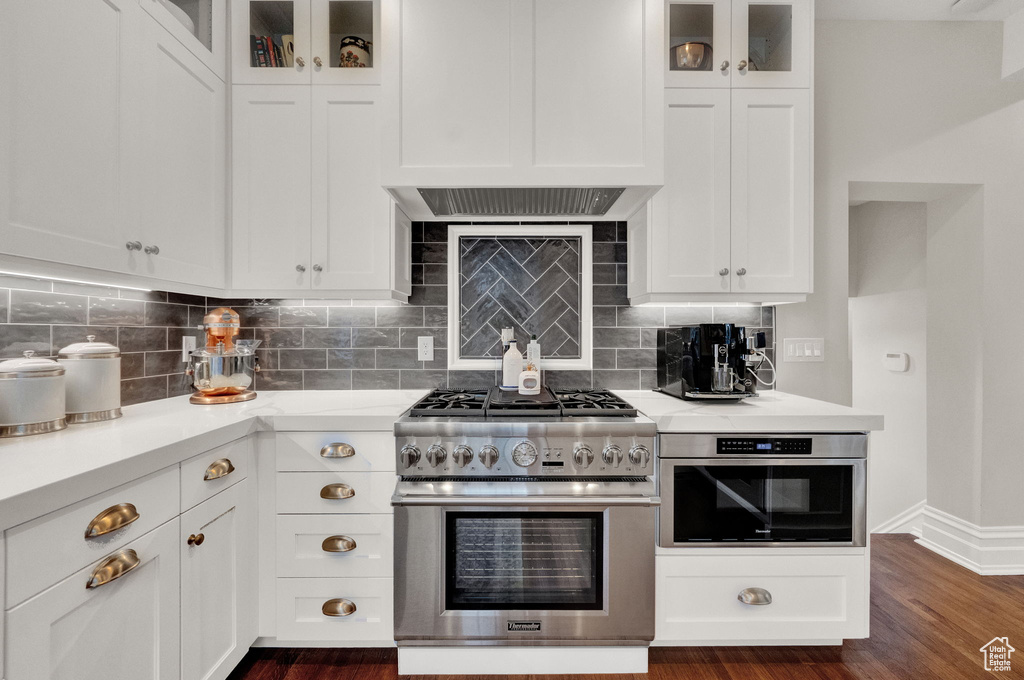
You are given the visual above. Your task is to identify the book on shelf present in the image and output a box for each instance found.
[250,34,290,68]
[281,34,294,67]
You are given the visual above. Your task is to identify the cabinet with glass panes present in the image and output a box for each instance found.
[231,0,380,84]
[666,0,809,88]
[141,0,227,79]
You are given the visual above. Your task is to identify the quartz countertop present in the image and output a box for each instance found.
[0,388,880,530]
[614,390,884,433]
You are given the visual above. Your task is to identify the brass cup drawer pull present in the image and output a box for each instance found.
[187,533,205,546]
[320,443,355,458]
[85,503,140,539]
[322,598,357,617]
[86,549,141,589]
[738,587,772,606]
[203,458,235,481]
[322,535,357,553]
[320,483,355,500]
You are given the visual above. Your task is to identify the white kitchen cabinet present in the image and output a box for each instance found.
[275,576,393,643]
[231,85,313,289]
[654,552,868,643]
[140,0,228,81]
[0,0,137,276]
[180,480,258,680]
[5,519,181,680]
[130,15,228,289]
[232,0,380,85]
[629,87,810,302]
[381,0,664,220]
[730,88,810,293]
[667,0,810,89]
[231,84,409,298]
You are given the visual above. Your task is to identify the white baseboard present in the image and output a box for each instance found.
[397,647,648,675]
[916,505,1024,575]
[872,500,926,536]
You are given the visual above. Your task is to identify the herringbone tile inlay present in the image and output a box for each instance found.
[460,237,582,359]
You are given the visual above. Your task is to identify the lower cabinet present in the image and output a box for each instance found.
[655,553,869,644]
[180,479,258,680]
[275,577,394,644]
[5,519,181,680]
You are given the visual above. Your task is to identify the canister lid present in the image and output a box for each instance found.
[58,335,120,359]
[0,351,66,378]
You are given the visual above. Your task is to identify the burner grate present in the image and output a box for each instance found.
[401,476,649,483]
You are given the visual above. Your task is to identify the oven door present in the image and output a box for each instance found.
[658,458,866,547]
[393,496,657,646]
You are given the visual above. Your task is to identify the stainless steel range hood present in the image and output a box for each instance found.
[417,187,626,217]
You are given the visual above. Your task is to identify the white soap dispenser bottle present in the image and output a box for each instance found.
[501,340,523,391]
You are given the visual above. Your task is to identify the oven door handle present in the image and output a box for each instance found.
[391,495,660,507]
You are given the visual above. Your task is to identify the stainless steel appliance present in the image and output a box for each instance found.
[656,324,767,401]
[185,307,261,404]
[393,387,658,646]
[658,433,867,548]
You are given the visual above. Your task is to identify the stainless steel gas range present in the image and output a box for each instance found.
[392,387,659,647]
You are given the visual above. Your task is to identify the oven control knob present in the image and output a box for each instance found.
[478,445,500,469]
[602,444,623,467]
[511,441,538,468]
[400,445,421,469]
[425,444,447,467]
[452,445,474,467]
[573,445,594,468]
[628,445,651,467]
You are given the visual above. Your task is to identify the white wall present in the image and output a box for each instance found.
[848,202,927,531]
[778,20,1024,526]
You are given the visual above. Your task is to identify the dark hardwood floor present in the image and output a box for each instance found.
[228,535,1024,679]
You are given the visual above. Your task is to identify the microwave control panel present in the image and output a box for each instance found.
[717,438,813,455]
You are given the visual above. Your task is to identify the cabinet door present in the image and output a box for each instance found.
[731,0,810,88]
[231,85,312,290]
[139,0,228,80]
[730,89,810,294]
[651,89,732,293]
[129,17,227,289]
[0,0,136,274]
[310,86,391,292]
[666,0,732,88]
[232,0,312,84]
[5,520,180,680]
[310,0,381,84]
[532,0,648,168]
[180,480,257,680]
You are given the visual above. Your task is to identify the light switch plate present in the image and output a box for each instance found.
[182,335,196,362]
[783,338,825,362]
[417,336,434,361]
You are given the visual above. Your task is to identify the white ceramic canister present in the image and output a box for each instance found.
[0,351,67,437]
[58,335,122,423]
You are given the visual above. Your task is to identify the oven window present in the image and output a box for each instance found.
[673,465,854,543]
[445,512,603,610]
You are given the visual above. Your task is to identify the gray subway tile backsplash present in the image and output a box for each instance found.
[0,221,775,405]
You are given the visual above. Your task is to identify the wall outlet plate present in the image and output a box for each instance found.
[182,335,196,362]
[417,336,434,361]
[783,338,824,362]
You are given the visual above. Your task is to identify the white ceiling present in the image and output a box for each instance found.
[816,0,1024,22]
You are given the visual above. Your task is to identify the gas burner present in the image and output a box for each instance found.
[556,389,639,417]
[408,388,488,417]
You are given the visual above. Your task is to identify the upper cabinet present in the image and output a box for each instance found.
[667,0,810,88]
[231,0,381,84]
[140,0,228,80]
[380,0,665,221]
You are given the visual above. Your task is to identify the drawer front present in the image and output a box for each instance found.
[276,514,393,578]
[276,472,394,515]
[276,432,395,472]
[6,466,180,608]
[275,577,393,642]
[180,437,253,512]
[655,554,868,642]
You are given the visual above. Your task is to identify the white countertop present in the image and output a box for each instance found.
[615,390,884,433]
[0,389,880,530]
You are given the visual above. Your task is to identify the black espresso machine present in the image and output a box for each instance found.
[656,324,767,401]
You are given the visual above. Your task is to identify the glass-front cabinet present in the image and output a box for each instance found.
[140,0,227,79]
[231,0,380,84]
[667,0,809,88]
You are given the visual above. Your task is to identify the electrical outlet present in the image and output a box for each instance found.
[182,335,196,362]
[417,336,434,361]
[783,338,824,363]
